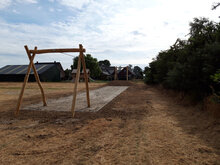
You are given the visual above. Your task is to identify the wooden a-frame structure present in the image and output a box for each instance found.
[15,44,90,117]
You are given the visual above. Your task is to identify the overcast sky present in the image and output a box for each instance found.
[0,0,219,69]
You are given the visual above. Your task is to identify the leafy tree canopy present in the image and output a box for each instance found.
[98,60,111,67]
[71,54,101,79]
[144,17,220,100]
[212,2,220,10]
[133,66,143,79]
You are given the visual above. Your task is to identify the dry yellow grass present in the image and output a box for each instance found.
[0,82,107,112]
[0,82,219,164]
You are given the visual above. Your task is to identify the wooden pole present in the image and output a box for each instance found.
[80,45,90,108]
[126,66,128,81]
[25,46,47,106]
[114,67,117,80]
[71,53,82,117]
[15,51,36,115]
[30,48,86,54]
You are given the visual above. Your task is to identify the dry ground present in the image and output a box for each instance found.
[23,86,128,113]
[0,81,220,164]
[0,82,106,113]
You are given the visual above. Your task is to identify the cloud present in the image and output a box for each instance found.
[0,0,38,10]
[16,0,38,4]
[0,0,219,69]
[0,0,11,9]
[163,22,169,26]
[12,9,20,14]
[49,8,54,12]
[131,30,145,36]
[59,0,91,10]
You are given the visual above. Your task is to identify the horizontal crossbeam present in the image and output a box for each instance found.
[29,48,85,54]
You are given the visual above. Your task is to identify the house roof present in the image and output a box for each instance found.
[118,67,135,75]
[128,67,135,75]
[106,67,115,75]
[102,70,110,76]
[0,62,65,76]
[100,65,135,76]
[35,62,65,77]
[0,64,55,75]
[100,66,116,75]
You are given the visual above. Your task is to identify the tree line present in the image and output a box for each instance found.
[144,17,220,100]
[64,54,143,80]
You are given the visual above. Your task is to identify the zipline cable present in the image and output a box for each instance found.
[60,52,76,58]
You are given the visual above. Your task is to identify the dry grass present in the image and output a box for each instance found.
[0,82,107,112]
[0,82,219,164]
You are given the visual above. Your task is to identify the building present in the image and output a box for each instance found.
[72,69,90,82]
[0,62,65,82]
[99,65,117,80]
[100,65,135,80]
[117,67,135,80]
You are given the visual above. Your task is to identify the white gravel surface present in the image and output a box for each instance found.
[23,86,129,112]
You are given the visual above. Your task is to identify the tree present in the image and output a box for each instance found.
[98,60,111,67]
[133,66,143,79]
[128,64,133,69]
[64,68,72,80]
[212,2,220,10]
[144,17,220,100]
[71,54,101,79]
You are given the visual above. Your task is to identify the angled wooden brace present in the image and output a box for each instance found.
[24,46,47,106]
[71,51,82,117]
[15,47,37,115]
[80,45,90,108]
[71,44,90,117]
[114,67,117,80]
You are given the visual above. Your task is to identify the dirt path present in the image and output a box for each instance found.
[0,82,219,164]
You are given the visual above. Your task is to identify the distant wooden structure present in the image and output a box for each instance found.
[118,66,134,80]
[72,69,90,82]
[114,67,117,80]
[15,44,90,117]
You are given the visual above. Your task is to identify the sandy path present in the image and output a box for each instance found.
[141,87,220,164]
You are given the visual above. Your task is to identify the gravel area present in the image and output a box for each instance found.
[22,86,129,112]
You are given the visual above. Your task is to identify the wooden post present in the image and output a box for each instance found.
[114,67,117,80]
[24,46,47,106]
[71,52,82,117]
[15,51,36,115]
[126,66,128,81]
[80,45,90,108]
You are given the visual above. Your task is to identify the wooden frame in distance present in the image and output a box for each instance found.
[15,44,90,117]
[114,66,129,81]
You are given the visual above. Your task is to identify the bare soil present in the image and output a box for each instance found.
[0,81,220,164]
